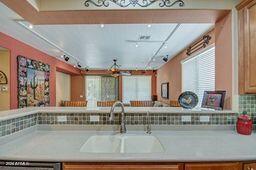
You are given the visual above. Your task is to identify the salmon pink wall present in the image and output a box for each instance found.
[157,13,233,109]
[215,13,232,109]
[0,32,80,109]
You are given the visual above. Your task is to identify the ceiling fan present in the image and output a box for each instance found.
[109,59,131,77]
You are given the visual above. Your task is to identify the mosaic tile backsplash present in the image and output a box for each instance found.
[239,95,256,115]
[38,113,236,126]
[239,94,256,125]
[0,112,236,137]
[0,114,37,137]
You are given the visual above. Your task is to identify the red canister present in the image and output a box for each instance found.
[236,111,253,135]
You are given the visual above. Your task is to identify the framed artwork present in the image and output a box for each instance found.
[0,71,8,84]
[161,82,169,99]
[17,55,50,108]
[201,91,226,110]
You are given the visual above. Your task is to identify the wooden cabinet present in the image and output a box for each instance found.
[63,163,183,170]
[244,163,256,170]
[63,162,256,170]
[237,0,256,93]
[185,163,242,170]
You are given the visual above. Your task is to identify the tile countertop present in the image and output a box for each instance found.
[0,107,236,121]
[0,129,255,162]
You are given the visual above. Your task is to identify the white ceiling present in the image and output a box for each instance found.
[0,2,214,70]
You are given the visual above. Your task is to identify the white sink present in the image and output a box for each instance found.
[80,134,164,153]
[80,135,121,153]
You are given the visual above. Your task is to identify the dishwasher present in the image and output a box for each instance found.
[0,161,61,170]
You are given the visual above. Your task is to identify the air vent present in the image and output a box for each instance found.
[139,35,151,40]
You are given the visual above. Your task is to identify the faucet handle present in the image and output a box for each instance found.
[145,111,152,134]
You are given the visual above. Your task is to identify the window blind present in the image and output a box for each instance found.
[122,76,151,103]
[182,46,215,107]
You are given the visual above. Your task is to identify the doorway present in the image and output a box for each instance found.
[0,46,10,111]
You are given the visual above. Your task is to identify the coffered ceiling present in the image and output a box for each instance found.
[0,2,214,70]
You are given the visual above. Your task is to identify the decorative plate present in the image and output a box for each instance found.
[178,91,198,109]
[0,71,8,84]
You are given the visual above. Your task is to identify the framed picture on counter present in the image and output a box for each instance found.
[201,91,226,110]
[161,82,169,99]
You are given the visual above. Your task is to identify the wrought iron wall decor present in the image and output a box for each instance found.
[17,56,50,108]
[0,71,8,84]
[84,0,184,8]
[186,35,211,56]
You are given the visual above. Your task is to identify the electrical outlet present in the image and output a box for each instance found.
[57,116,67,122]
[90,115,100,122]
[181,116,191,122]
[200,116,210,122]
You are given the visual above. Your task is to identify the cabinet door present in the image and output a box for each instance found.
[244,0,256,93]
[185,163,241,170]
[63,163,183,170]
[244,163,256,170]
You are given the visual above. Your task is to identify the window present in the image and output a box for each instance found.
[122,76,151,103]
[182,46,215,107]
[85,76,118,107]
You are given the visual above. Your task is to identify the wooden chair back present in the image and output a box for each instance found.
[170,100,181,107]
[97,101,116,107]
[61,101,87,107]
[130,101,154,107]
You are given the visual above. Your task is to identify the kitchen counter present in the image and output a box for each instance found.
[0,127,255,162]
[0,107,236,121]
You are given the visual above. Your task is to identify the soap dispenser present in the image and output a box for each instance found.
[236,111,253,135]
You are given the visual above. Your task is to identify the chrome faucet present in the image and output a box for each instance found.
[109,101,126,134]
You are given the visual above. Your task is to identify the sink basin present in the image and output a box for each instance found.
[121,135,164,153]
[80,134,164,153]
[80,135,121,153]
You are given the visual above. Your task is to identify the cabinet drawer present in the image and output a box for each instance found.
[185,162,241,170]
[63,163,183,170]
[244,163,256,170]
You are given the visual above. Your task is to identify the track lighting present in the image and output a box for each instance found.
[163,55,168,62]
[63,55,69,62]
[84,67,89,72]
[77,62,82,68]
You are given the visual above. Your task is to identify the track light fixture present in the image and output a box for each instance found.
[63,55,69,62]
[77,62,82,68]
[163,55,168,62]
[84,67,89,72]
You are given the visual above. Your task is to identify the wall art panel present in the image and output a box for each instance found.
[17,56,50,108]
